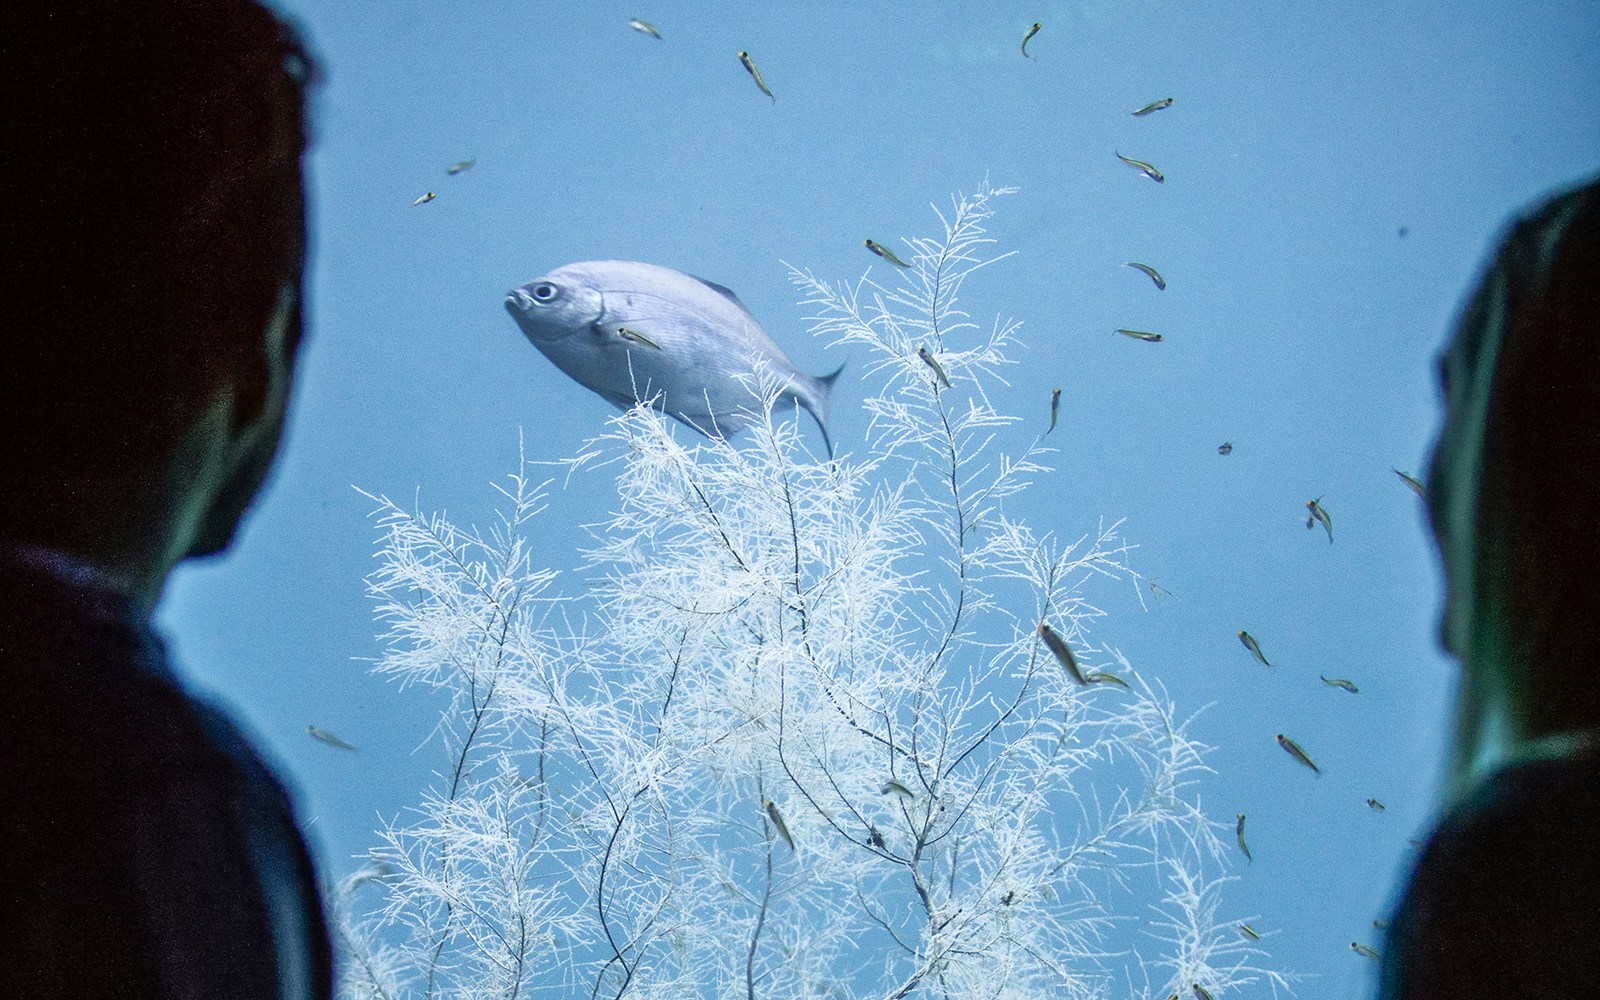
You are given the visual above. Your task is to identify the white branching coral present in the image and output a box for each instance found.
[338,183,1278,1000]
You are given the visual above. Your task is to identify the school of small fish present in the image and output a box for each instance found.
[409,17,1432,976]
[1094,70,1412,966]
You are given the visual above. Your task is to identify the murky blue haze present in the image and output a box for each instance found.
[159,2,1599,996]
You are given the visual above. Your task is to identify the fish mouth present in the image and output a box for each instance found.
[505,289,533,314]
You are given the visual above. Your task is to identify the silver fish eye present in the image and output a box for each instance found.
[532,282,559,303]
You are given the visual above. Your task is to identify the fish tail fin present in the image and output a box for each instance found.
[805,361,847,458]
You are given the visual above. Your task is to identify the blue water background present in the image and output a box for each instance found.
[159,2,1600,996]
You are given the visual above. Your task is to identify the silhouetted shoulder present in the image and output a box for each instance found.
[0,556,331,999]
[1381,734,1599,999]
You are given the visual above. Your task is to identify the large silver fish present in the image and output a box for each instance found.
[505,260,841,452]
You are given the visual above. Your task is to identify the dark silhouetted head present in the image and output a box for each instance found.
[1,2,318,585]
[1426,178,1600,783]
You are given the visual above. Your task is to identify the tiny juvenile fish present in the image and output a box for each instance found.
[865,238,911,268]
[1130,97,1174,116]
[1372,919,1389,931]
[1236,812,1252,862]
[1021,21,1041,59]
[1367,797,1386,812]
[764,799,794,850]
[1123,261,1166,290]
[1393,467,1426,498]
[918,346,952,388]
[344,860,397,888]
[738,50,774,101]
[1218,441,1233,455]
[1115,151,1165,183]
[1192,985,1216,1000]
[1351,942,1382,961]
[616,326,661,350]
[1048,387,1061,433]
[1148,577,1178,601]
[446,158,475,175]
[1238,923,1261,941]
[1276,733,1320,775]
[1085,670,1130,688]
[1238,630,1271,667]
[307,725,356,751]
[1038,622,1089,686]
[1115,328,1163,343]
[1320,675,1358,694]
[881,778,915,799]
[1306,497,1333,543]
[628,18,662,39]
[413,192,436,205]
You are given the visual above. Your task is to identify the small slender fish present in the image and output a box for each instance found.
[1048,387,1061,433]
[1367,797,1386,812]
[1115,328,1163,342]
[1320,675,1358,694]
[1236,813,1252,862]
[1130,97,1174,116]
[306,725,356,751]
[345,860,397,888]
[1192,985,1216,1000]
[1372,919,1389,931]
[865,238,911,268]
[616,326,661,350]
[1393,467,1426,498]
[764,799,794,850]
[1238,630,1271,667]
[1038,622,1089,686]
[1148,577,1178,601]
[1122,261,1166,290]
[1306,497,1333,543]
[1115,151,1165,183]
[1021,21,1041,59]
[1351,942,1382,961]
[446,158,475,175]
[738,50,774,101]
[1276,733,1320,775]
[413,192,436,205]
[1085,670,1130,688]
[1217,441,1233,455]
[881,778,915,799]
[917,346,952,388]
[1238,923,1261,941]
[628,18,662,39]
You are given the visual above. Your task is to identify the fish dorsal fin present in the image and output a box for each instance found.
[688,274,753,314]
